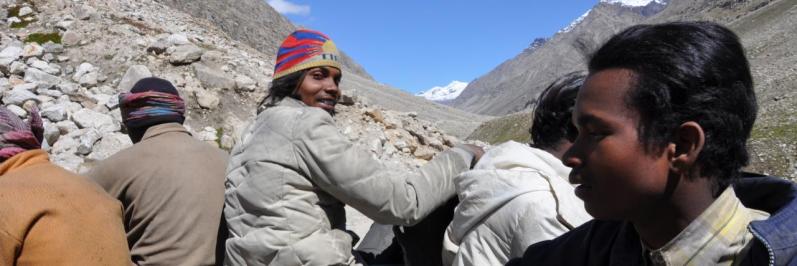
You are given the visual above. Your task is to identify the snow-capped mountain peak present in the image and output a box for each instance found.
[416,81,468,102]
[600,0,665,7]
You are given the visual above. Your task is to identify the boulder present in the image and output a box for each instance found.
[168,44,203,65]
[234,74,257,91]
[18,6,33,16]
[117,65,152,92]
[196,89,220,109]
[9,61,26,75]
[72,108,118,133]
[21,43,43,58]
[52,136,78,154]
[43,121,61,146]
[41,103,68,121]
[51,152,84,172]
[73,4,96,20]
[62,31,81,46]
[3,87,38,105]
[0,46,22,60]
[6,104,26,117]
[87,133,132,161]
[193,63,235,90]
[76,129,101,155]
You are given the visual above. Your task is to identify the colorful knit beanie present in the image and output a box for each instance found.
[273,29,341,80]
[119,77,186,129]
[0,105,43,162]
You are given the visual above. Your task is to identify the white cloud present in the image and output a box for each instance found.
[267,0,311,16]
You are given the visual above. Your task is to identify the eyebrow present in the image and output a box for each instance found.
[575,113,608,128]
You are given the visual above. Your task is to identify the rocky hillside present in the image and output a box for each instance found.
[464,0,797,179]
[0,0,483,186]
[154,0,488,137]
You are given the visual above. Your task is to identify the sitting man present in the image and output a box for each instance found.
[509,21,797,265]
[441,72,592,265]
[88,77,229,265]
[0,105,130,265]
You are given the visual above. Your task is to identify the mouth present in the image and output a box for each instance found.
[316,98,337,111]
[570,172,592,199]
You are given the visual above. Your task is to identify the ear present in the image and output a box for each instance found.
[669,121,705,176]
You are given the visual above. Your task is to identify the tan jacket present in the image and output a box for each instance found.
[0,149,130,265]
[89,123,229,266]
[224,98,474,265]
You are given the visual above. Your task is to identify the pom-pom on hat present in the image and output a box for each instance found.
[273,29,341,80]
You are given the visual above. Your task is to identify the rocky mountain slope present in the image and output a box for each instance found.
[154,0,488,137]
[450,1,659,115]
[464,0,797,179]
[0,0,485,186]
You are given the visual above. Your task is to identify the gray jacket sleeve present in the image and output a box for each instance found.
[291,109,473,226]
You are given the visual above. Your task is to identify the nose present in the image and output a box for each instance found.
[562,143,583,184]
[324,79,340,97]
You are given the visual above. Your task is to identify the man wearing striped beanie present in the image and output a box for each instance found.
[0,105,131,265]
[88,77,229,265]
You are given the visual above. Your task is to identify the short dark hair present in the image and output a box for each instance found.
[589,21,757,189]
[530,72,585,150]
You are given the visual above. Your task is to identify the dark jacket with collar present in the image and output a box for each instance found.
[507,174,797,266]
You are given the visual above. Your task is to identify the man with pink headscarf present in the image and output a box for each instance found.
[0,105,130,265]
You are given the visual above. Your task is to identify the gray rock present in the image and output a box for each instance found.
[73,4,96,20]
[55,120,79,134]
[105,94,119,109]
[9,61,26,75]
[55,20,74,31]
[18,6,33,16]
[87,133,132,161]
[168,33,191,46]
[42,42,64,54]
[51,152,83,172]
[72,62,96,81]
[147,38,169,55]
[168,44,203,65]
[413,146,436,160]
[234,74,257,91]
[61,31,81,46]
[29,59,60,75]
[79,72,98,87]
[57,82,79,95]
[43,122,61,147]
[6,104,26,117]
[72,108,118,133]
[3,87,38,105]
[77,129,101,155]
[41,103,68,121]
[117,65,152,92]
[52,136,78,154]
[24,67,61,86]
[6,17,21,24]
[0,46,22,59]
[21,43,43,58]
[196,89,220,109]
[193,63,236,90]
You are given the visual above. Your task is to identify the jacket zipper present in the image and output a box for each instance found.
[749,225,775,266]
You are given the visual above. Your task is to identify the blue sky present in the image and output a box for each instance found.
[267,0,596,94]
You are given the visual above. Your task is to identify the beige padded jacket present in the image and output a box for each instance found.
[224,98,474,265]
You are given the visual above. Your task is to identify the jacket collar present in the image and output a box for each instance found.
[141,123,191,142]
[0,149,49,176]
[734,175,797,264]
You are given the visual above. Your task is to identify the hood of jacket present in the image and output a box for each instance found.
[447,141,576,243]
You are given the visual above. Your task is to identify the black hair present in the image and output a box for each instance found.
[530,72,585,150]
[257,70,306,114]
[589,21,757,191]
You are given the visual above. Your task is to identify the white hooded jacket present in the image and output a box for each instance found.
[442,141,592,265]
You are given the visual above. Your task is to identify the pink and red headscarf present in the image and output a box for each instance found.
[0,106,43,162]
